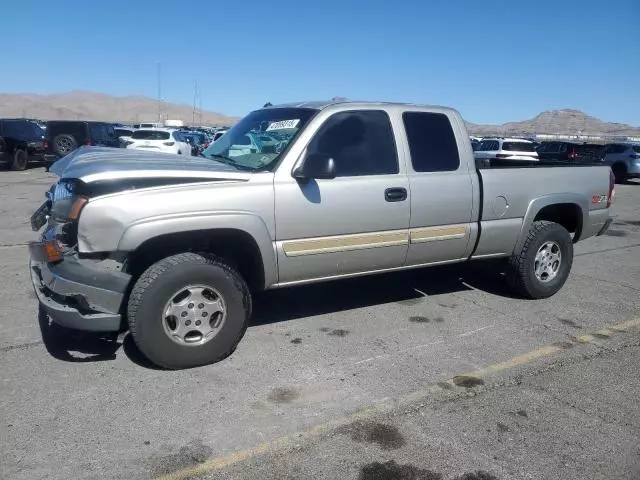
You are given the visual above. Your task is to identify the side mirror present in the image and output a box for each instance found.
[293,152,336,180]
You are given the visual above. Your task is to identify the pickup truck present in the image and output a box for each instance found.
[29,100,615,370]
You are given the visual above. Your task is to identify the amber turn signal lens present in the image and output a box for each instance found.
[44,241,63,263]
[68,196,89,220]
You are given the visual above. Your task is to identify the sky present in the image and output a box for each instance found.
[1,0,638,125]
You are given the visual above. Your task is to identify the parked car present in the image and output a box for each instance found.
[211,128,228,142]
[600,143,640,183]
[29,100,614,369]
[125,128,192,155]
[181,131,210,156]
[474,137,539,161]
[44,121,120,160]
[0,118,47,170]
[132,123,162,129]
[114,127,135,147]
[536,141,604,164]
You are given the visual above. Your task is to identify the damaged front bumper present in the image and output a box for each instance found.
[29,242,131,332]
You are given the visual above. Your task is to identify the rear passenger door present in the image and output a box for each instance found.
[401,111,474,266]
[274,109,410,284]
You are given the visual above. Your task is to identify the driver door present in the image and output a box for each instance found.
[274,109,410,285]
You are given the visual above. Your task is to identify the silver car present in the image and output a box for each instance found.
[601,143,640,183]
[474,137,539,162]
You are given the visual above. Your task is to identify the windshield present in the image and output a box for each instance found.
[202,107,317,171]
[502,141,536,152]
[131,130,170,140]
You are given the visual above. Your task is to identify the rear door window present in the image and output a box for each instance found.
[402,112,460,172]
[604,144,627,154]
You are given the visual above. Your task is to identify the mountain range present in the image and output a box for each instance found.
[0,91,237,126]
[0,91,638,136]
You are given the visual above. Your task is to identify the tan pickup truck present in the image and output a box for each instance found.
[30,100,614,369]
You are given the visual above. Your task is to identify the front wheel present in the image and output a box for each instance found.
[507,221,573,299]
[127,253,251,369]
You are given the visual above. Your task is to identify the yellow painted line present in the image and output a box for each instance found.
[156,315,640,480]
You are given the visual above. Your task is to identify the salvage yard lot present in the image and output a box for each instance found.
[1,168,639,480]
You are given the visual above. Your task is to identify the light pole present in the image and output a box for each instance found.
[157,62,162,123]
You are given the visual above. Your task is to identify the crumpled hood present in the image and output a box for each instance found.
[50,146,252,183]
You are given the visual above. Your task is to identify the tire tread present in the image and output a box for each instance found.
[507,220,571,299]
[127,252,251,369]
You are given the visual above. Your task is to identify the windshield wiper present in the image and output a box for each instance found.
[204,153,253,171]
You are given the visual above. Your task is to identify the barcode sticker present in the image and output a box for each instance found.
[266,119,300,131]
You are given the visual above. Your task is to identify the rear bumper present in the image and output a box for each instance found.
[29,242,130,332]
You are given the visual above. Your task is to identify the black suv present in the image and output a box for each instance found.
[536,141,604,163]
[44,121,121,159]
[0,119,46,170]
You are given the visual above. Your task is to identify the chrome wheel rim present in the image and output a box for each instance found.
[534,241,562,283]
[162,285,226,346]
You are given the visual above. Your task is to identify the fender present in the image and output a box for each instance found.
[513,193,588,254]
[117,212,278,288]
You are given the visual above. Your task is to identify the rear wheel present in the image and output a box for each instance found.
[507,221,573,299]
[127,253,251,370]
[612,163,627,184]
[11,149,28,171]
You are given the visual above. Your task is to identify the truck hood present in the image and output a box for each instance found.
[50,146,252,183]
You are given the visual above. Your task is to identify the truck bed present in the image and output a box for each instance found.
[470,162,612,259]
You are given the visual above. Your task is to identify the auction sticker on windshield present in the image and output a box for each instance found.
[266,119,300,131]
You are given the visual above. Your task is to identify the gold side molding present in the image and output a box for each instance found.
[282,230,409,257]
[410,224,468,244]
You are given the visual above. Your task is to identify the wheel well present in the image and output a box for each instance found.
[611,162,627,173]
[534,203,583,241]
[125,229,266,291]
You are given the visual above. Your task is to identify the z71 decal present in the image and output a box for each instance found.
[592,194,608,204]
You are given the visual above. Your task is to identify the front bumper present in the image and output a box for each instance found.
[29,242,130,332]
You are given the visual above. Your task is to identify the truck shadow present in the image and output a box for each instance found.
[37,305,122,363]
[251,260,516,326]
[36,261,515,367]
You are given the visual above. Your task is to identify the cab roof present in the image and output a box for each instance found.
[264,99,453,112]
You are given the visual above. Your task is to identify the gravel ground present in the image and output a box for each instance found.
[0,168,639,480]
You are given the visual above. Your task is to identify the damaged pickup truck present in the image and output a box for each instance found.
[29,101,615,369]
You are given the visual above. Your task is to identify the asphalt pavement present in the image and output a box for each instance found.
[1,168,639,480]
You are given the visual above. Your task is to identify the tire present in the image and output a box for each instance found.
[507,221,573,299]
[11,149,28,171]
[127,252,251,369]
[612,163,627,184]
[52,134,78,157]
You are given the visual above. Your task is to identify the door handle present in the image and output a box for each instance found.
[384,187,407,202]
